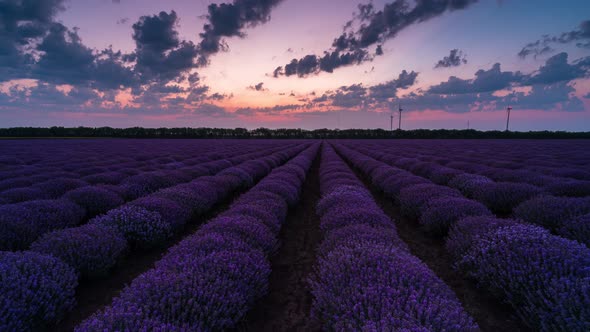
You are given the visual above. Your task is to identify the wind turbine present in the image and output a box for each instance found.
[506,106,512,131]
[390,112,394,132]
[398,104,403,130]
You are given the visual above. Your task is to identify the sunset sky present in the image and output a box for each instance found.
[1,0,589,130]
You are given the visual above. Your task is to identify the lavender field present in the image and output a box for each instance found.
[1,139,589,331]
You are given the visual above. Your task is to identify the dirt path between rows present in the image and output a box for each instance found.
[240,152,322,332]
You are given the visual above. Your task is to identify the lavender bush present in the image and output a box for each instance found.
[0,199,86,250]
[558,213,590,247]
[90,206,172,249]
[459,224,590,331]
[0,251,78,331]
[31,224,128,279]
[419,197,492,235]
[513,195,590,230]
[64,186,125,217]
[310,242,478,331]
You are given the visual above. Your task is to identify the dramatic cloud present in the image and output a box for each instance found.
[33,23,136,89]
[0,0,136,90]
[197,0,285,65]
[429,63,522,94]
[309,70,419,109]
[129,11,198,85]
[0,0,66,79]
[369,70,419,103]
[434,49,467,68]
[399,53,588,113]
[274,0,479,77]
[519,19,590,58]
[524,52,589,85]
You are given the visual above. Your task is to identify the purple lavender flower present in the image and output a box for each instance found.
[64,186,125,217]
[399,183,462,219]
[445,216,520,261]
[0,187,49,203]
[90,206,172,249]
[473,182,542,215]
[130,196,191,231]
[546,180,590,198]
[310,243,478,331]
[459,224,590,331]
[31,224,128,279]
[0,199,86,250]
[78,250,270,331]
[448,173,494,198]
[0,251,78,331]
[558,213,590,247]
[513,195,590,230]
[198,216,278,255]
[33,177,88,198]
[419,197,492,235]
[318,224,407,254]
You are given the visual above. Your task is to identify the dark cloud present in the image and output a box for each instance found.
[130,11,198,84]
[519,19,590,58]
[524,52,588,85]
[0,0,136,90]
[275,0,479,77]
[435,49,467,68]
[428,63,522,94]
[0,0,66,79]
[428,53,589,95]
[33,23,136,89]
[116,17,129,25]
[330,84,368,108]
[369,70,419,102]
[197,0,285,65]
[313,70,419,109]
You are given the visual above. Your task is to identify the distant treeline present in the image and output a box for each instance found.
[0,127,589,139]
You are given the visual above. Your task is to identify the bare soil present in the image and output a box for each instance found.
[239,152,323,332]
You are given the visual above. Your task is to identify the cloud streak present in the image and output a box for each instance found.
[519,19,590,58]
[273,0,479,77]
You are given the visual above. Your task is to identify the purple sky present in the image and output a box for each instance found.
[1,0,589,130]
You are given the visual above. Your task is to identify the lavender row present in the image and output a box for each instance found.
[74,144,319,331]
[0,142,280,205]
[0,144,296,251]
[0,140,237,192]
[351,140,590,183]
[333,143,590,331]
[343,142,590,244]
[0,143,310,331]
[351,141,590,198]
[338,142,590,245]
[310,144,478,331]
[0,139,282,180]
[342,141,590,245]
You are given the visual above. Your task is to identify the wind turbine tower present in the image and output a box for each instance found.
[506,106,512,131]
[398,104,403,130]
[390,112,394,132]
